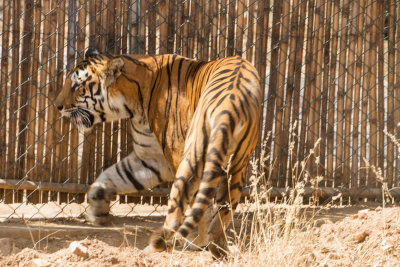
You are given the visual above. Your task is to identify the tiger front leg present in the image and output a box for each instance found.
[86,183,116,225]
[85,152,174,225]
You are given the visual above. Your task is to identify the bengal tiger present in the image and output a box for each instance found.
[54,48,262,259]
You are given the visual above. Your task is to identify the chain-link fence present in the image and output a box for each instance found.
[0,0,399,220]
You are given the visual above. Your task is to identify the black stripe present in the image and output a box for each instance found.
[115,164,128,184]
[124,104,134,118]
[141,160,163,183]
[199,187,216,198]
[121,55,153,72]
[184,221,195,229]
[130,120,152,136]
[191,208,204,223]
[132,136,152,147]
[121,160,145,190]
[178,227,189,237]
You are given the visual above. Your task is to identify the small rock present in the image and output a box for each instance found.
[69,241,89,259]
[110,256,119,264]
[381,240,393,252]
[349,231,369,243]
[358,209,370,214]
[321,247,330,254]
[0,238,13,256]
[313,219,332,228]
[32,259,51,267]
[358,212,368,220]
[375,206,383,213]
[297,252,316,265]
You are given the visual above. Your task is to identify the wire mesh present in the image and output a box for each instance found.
[0,0,399,220]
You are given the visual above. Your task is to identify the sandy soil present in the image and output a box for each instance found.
[0,204,399,266]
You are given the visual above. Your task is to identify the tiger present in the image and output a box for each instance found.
[54,48,262,259]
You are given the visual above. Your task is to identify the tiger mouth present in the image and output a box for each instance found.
[66,108,95,130]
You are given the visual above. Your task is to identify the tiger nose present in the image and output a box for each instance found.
[57,105,63,111]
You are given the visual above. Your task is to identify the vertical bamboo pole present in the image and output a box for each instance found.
[284,0,301,186]
[235,0,245,56]
[377,0,385,181]
[196,0,204,59]
[7,0,22,202]
[122,1,129,54]
[175,0,183,54]
[219,0,227,58]
[352,0,365,189]
[190,0,197,58]
[246,0,256,61]
[310,0,325,179]
[115,0,122,54]
[360,1,369,188]
[181,0,190,57]
[387,0,396,186]
[166,0,175,54]
[218,0,227,58]
[7,0,21,191]
[209,0,218,60]
[227,0,236,56]
[202,0,211,60]
[129,0,138,54]
[271,0,290,187]
[0,0,11,201]
[159,0,168,54]
[343,0,358,187]
[326,0,340,187]
[335,0,351,187]
[18,0,34,190]
[36,0,51,203]
[367,0,378,188]
[395,0,400,184]
[55,0,69,203]
[264,1,282,185]
[26,0,42,203]
[291,0,307,180]
[148,0,156,54]
[46,0,58,202]
[320,0,332,187]
[254,0,269,173]
[139,0,147,54]
[299,0,314,169]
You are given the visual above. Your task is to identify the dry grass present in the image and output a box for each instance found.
[171,128,400,266]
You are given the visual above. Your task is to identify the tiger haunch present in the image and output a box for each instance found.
[55,50,262,259]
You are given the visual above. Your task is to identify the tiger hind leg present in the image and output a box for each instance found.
[207,168,245,259]
[144,158,203,253]
[173,127,233,258]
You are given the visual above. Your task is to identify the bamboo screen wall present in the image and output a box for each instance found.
[1,0,400,212]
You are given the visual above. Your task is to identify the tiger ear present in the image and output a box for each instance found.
[104,57,124,87]
[85,48,100,59]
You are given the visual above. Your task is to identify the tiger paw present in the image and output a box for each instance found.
[85,211,112,226]
[145,227,178,253]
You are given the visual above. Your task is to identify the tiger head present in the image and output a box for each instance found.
[54,48,135,132]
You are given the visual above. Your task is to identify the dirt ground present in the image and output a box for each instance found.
[0,203,399,266]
